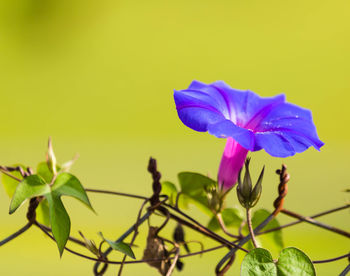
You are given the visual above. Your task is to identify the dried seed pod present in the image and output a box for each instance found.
[143,227,171,275]
[173,223,190,253]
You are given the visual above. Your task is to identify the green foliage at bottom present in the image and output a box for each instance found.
[241,247,316,276]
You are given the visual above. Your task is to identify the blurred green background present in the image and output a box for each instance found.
[0,0,349,275]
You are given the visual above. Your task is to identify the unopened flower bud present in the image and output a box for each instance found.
[241,158,252,198]
[249,166,264,207]
[46,137,57,176]
[79,231,100,257]
[236,159,264,209]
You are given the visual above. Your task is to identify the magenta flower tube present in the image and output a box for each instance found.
[217,137,248,191]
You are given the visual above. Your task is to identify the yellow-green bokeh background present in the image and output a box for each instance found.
[0,1,349,275]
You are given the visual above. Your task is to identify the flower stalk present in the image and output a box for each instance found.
[246,208,258,248]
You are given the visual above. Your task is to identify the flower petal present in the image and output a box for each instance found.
[174,89,226,132]
[255,102,324,154]
[211,81,286,127]
[255,132,297,157]
[208,120,255,150]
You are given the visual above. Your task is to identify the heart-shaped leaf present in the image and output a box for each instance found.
[241,248,276,276]
[241,247,316,276]
[277,247,316,275]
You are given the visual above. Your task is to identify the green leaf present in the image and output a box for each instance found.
[1,164,25,197]
[36,199,51,227]
[176,192,191,209]
[251,209,284,249]
[52,173,93,211]
[241,248,277,276]
[161,181,178,205]
[37,162,54,183]
[45,193,71,256]
[207,216,220,231]
[241,247,316,276]
[187,195,213,215]
[108,241,135,259]
[9,171,93,256]
[9,175,50,214]
[178,172,215,196]
[100,233,135,259]
[37,162,61,184]
[47,173,93,255]
[207,208,243,231]
[178,172,216,215]
[277,247,315,276]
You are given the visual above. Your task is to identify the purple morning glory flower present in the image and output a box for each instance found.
[174,80,324,191]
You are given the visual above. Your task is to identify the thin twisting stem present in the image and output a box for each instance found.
[216,213,275,275]
[258,204,350,235]
[0,222,32,246]
[37,222,86,247]
[166,247,180,276]
[93,211,152,272]
[33,207,350,271]
[0,168,22,182]
[246,209,258,248]
[164,203,245,251]
[3,157,348,276]
[339,264,350,276]
[312,252,350,264]
[281,209,350,238]
[36,221,350,267]
[117,199,149,276]
[166,209,248,253]
[216,213,241,239]
[216,164,289,275]
[35,219,225,265]
[85,188,148,200]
